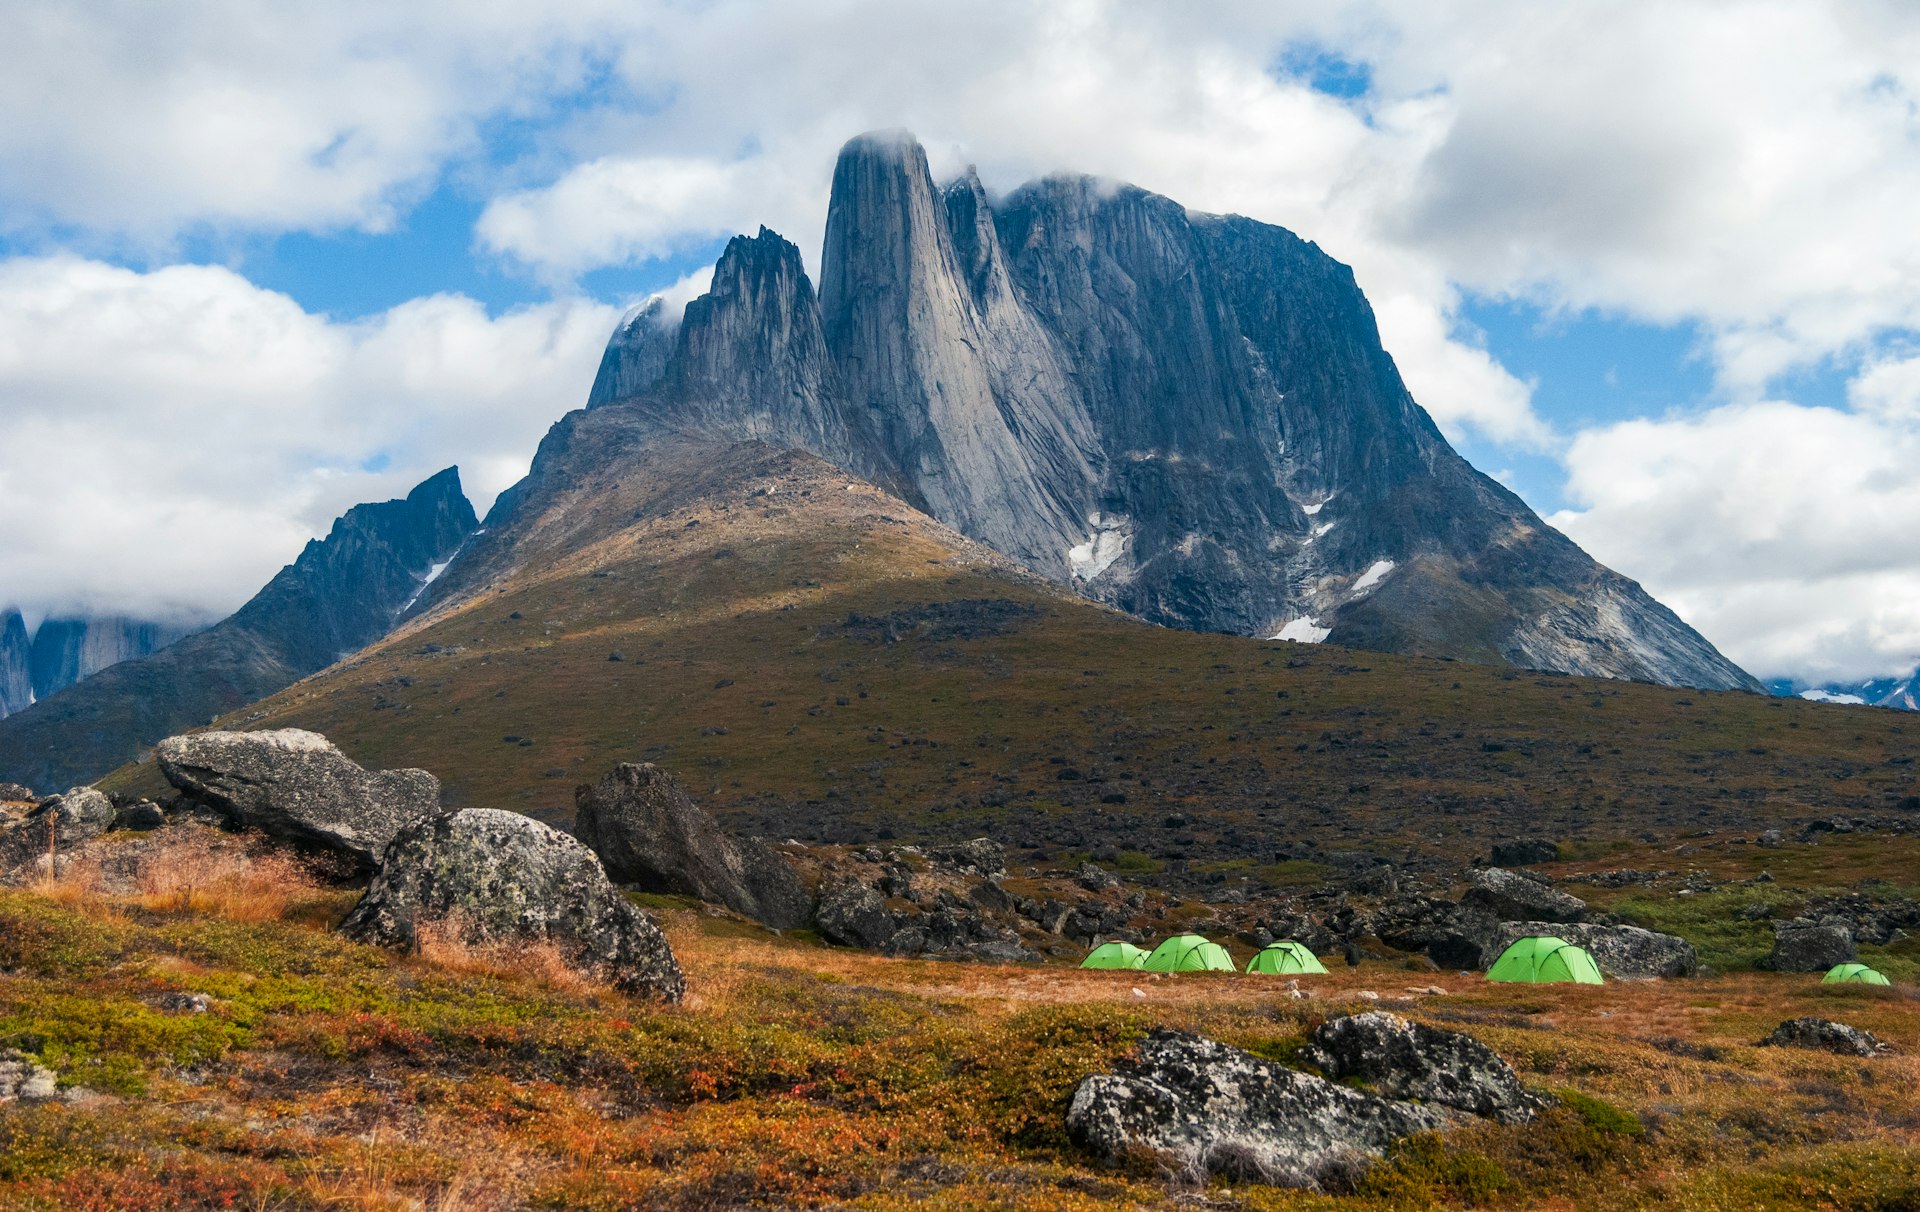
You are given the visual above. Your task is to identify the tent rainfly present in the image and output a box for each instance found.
[1080,941,1149,970]
[1821,963,1892,986]
[1142,934,1236,972]
[1485,935,1605,985]
[1246,940,1329,975]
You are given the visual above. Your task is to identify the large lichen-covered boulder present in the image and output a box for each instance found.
[1493,921,1698,979]
[1067,1029,1448,1189]
[1300,1012,1548,1123]
[573,763,810,929]
[1371,895,1502,969]
[0,786,115,872]
[157,729,440,869]
[1763,1017,1893,1057]
[1462,868,1589,924]
[339,808,684,1002]
[1766,919,1856,972]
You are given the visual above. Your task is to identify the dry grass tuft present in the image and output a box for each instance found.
[411,914,607,998]
[28,823,346,926]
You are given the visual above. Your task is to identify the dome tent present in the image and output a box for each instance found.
[1080,941,1149,970]
[1142,934,1235,972]
[1822,963,1891,986]
[1486,935,1604,985]
[1246,940,1328,975]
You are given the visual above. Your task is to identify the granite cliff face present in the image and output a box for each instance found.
[27,615,197,702]
[583,131,1758,693]
[0,470,476,790]
[0,610,29,719]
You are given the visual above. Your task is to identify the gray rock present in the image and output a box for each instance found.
[156,729,441,869]
[1462,868,1589,924]
[1767,919,1856,972]
[1371,896,1502,969]
[1300,1012,1549,1124]
[0,1050,59,1102]
[815,879,902,951]
[1756,828,1785,848]
[1490,839,1561,867]
[1763,1017,1892,1057]
[113,799,167,831]
[1067,1029,1448,1188]
[925,837,1006,878]
[573,763,811,929]
[338,808,684,1002]
[1493,922,1697,979]
[157,992,213,1014]
[1075,861,1118,891]
[0,781,37,803]
[0,785,115,870]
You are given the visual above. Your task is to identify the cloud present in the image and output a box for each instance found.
[0,256,617,622]
[1551,399,1920,682]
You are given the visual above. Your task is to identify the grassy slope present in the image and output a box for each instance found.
[103,439,1920,870]
[1,875,1916,1211]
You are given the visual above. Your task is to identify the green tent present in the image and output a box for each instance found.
[1486,936,1605,985]
[1080,941,1149,970]
[1246,940,1328,975]
[1142,934,1236,973]
[1822,963,1891,986]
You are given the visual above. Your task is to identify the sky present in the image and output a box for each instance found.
[1,0,1917,687]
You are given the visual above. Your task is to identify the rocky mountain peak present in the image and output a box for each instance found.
[579,129,1759,693]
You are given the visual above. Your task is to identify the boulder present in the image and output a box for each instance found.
[1067,1029,1448,1188]
[1766,919,1855,972]
[113,799,167,832]
[338,808,684,1002]
[925,838,1006,878]
[1299,1012,1548,1123]
[0,782,37,804]
[1372,896,1501,969]
[0,1050,59,1102]
[815,878,905,950]
[1462,868,1589,924]
[156,729,440,869]
[0,786,115,871]
[1763,1017,1892,1057]
[1490,839,1561,867]
[572,763,811,929]
[1493,922,1697,979]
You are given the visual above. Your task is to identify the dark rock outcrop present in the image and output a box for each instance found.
[1462,868,1589,924]
[1067,1028,1448,1188]
[339,808,684,1001]
[1763,1017,1892,1057]
[1493,922,1697,979]
[578,129,1759,693]
[0,785,114,872]
[572,762,810,929]
[157,729,441,870]
[0,470,476,790]
[926,838,1006,878]
[1372,896,1502,969]
[814,875,1035,962]
[1300,1011,1548,1123]
[1490,839,1561,867]
[1767,919,1856,972]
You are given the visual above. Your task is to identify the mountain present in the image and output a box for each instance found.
[26,615,200,703]
[0,609,29,719]
[1772,668,1920,711]
[0,469,475,791]
[587,131,1759,693]
[123,425,1915,867]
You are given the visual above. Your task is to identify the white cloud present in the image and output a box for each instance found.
[1551,399,1920,682]
[0,256,617,622]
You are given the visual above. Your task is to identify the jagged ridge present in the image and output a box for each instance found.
[587,130,1759,693]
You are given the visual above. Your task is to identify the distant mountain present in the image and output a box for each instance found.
[0,469,475,791]
[0,609,29,719]
[1770,668,1920,711]
[588,131,1759,693]
[26,615,200,703]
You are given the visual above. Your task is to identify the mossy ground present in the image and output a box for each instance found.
[2,870,1917,1211]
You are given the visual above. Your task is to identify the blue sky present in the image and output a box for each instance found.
[0,1,1917,686]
